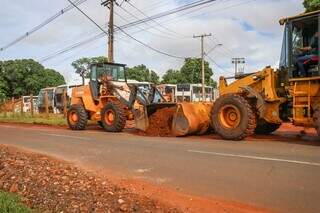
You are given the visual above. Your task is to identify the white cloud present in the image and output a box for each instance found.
[0,0,305,84]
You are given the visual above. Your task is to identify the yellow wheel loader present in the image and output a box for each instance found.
[67,62,180,132]
[67,62,213,136]
[212,10,320,140]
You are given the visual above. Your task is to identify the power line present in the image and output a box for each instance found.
[67,0,108,35]
[208,37,234,57]
[117,3,169,36]
[126,1,190,38]
[66,0,186,60]
[205,52,233,75]
[41,0,217,62]
[118,0,217,29]
[161,0,255,32]
[115,25,185,59]
[0,0,88,52]
[114,8,177,40]
[39,32,105,62]
[44,0,250,63]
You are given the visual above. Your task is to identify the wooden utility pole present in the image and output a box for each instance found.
[193,33,212,101]
[102,0,115,63]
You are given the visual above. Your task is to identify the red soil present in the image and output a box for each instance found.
[138,107,176,137]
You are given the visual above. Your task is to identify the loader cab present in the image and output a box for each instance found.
[89,62,126,100]
[279,10,320,78]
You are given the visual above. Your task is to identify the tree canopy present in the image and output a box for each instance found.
[162,58,217,88]
[303,0,320,12]
[126,64,160,84]
[0,59,65,99]
[71,56,107,85]
[161,69,183,84]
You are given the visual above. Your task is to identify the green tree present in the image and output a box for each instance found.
[0,59,65,98]
[161,69,182,84]
[126,64,160,84]
[71,56,107,85]
[161,58,217,88]
[303,0,320,12]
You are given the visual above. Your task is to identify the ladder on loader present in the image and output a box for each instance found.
[291,77,318,126]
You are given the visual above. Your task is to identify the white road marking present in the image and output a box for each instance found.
[188,150,320,166]
[43,133,90,140]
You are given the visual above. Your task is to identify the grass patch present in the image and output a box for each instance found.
[0,113,67,126]
[0,191,33,213]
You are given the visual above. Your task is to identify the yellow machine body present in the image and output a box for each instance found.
[217,67,320,135]
[71,85,128,121]
[289,77,320,127]
[219,67,285,125]
[211,10,320,140]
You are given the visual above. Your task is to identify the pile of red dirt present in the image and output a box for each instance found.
[140,107,176,137]
[0,145,180,212]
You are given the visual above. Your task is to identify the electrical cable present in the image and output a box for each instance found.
[114,10,176,40]
[65,0,186,60]
[205,52,233,75]
[41,0,247,62]
[41,0,218,62]
[126,1,191,38]
[0,0,88,52]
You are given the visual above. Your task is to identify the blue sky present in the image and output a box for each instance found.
[0,0,304,84]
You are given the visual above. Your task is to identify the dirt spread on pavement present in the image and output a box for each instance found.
[91,168,274,213]
[0,145,180,212]
[138,107,176,137]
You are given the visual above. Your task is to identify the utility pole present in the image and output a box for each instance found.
[101,0,115,63]
[193,33,212,101]
[231,58,245,77]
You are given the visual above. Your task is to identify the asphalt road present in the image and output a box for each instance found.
[0,124,319,213]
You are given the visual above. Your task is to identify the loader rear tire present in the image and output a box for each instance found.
[211,94,256,140]
[101,101,126,132]
[67,104,88,130]
[255,120,281,135]
[313,108,320,136]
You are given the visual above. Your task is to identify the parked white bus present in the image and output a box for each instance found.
[157,84,177,102]
[175,84,214,102]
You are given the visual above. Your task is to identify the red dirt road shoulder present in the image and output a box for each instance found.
[0,145,179,212]
[0,144,272,213]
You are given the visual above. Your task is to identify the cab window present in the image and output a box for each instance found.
[90,64,125,82]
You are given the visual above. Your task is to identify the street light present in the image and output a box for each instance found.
[206,43,222,55]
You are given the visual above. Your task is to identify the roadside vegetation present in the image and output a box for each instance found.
[0,113,67,126]
[0,191,32,213]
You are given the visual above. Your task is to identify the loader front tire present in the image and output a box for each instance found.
[255,120,281,135]
[67,104,88,130]
[211,94,256,140]
[101,101,126,132]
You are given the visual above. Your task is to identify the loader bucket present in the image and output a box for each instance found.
[133,104,149,131]
[134,103,177,131]
[172,102,213,136]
